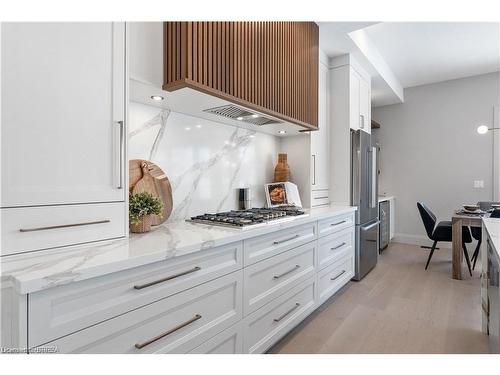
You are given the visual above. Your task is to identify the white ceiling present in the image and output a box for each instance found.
[319,22,500,107]
[365,22,500,88]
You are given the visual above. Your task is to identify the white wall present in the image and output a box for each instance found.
[372,72,500,245]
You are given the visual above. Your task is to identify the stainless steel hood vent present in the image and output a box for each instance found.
[203,105,283,126]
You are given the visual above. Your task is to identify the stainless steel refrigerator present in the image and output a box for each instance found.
[351,130,379,281]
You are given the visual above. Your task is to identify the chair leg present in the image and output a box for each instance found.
[462,243,473,277]
[472,239,482,270]
[425,241,438,270]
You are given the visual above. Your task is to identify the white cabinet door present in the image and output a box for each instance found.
[1,23,126,207]
[349,68,361,131]
[359,76,371,134]
[310,61,330,194]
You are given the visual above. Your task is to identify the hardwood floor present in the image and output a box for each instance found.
[269,242,489,354]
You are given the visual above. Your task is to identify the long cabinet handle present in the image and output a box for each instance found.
[331,242,346,250]
[19,219,110,233]
[116,120,125,189]
[330,220,346,227]
[273,303,300,322]
[273,234,300,245]
[311,154,316,185]
[133,266,201,290]
[273,265,301,279]
[314,196,329,200]
[330,270,346,281]
[134,314,202,349]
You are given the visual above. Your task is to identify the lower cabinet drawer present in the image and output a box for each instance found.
[1,202,125,256]
[317,227,355,270]
[41,271,243,354]
[189,323,243,354]
[243,221,317,266]
[243,241,316,316]
[243,277,316,354]
[28,241,242,347]
[317,212,355,238]
[316,254,354,306]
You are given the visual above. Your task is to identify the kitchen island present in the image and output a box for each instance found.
[1,205,357,354]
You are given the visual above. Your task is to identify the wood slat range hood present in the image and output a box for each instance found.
[163,22,319,132]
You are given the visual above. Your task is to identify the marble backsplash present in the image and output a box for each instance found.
[129,102,280,221]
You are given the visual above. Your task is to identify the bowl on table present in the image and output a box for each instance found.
[463,204,480,212]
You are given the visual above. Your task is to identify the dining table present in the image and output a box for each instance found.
[451,211,484,280]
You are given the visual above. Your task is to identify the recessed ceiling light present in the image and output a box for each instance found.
[278,130,286,135]
[185,127,191,131]
[196,124,202,128]
[150,95,164,101]
[251,114,259,118]
[236,116,244,121]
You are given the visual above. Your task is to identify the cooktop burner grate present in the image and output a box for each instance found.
[188,207,306,228]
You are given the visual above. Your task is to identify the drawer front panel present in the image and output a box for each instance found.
[243,277,316,354]
[311,190,330,207]
[29,242,242,347]
[244,221,317,266]
[318,212,354,238]
[1,202,125,256]
[41,271,243,354]
[189,323,243,354]
[317,227,355,270]
[317,255,354,305]
[244,241,316,315]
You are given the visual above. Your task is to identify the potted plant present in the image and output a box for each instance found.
[129,192,164,233]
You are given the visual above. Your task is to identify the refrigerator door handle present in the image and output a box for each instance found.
[361,220,380,231]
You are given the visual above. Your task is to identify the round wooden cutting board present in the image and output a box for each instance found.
[129,159,173,225]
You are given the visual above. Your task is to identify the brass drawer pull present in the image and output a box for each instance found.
[134,314,202,349]
[330,220,346,227]
[273,234,300,245]
[331,242,346,250]
[19,219,110,232]
[273,265,301,279]
[330,270,346,281]
[274,303,300,322]
[133,266,201,290]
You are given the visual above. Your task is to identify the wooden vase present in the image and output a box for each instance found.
[130,214,153,234]
[274,153,291,182]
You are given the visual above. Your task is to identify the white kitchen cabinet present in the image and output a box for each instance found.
[1,22,126,207]
[330,55,371,205]
[38,271,243,353]
[310,56,330,203]
[348,67,371,134]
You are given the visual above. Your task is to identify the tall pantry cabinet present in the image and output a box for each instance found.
[310,52,330,207]
[1,22,128,256]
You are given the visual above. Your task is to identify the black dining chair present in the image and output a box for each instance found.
[417,202,473,276]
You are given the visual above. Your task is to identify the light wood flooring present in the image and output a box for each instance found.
[269,242,489,354]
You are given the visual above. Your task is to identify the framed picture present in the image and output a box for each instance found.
[265,182,302,208]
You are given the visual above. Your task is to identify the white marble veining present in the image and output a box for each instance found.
[1,205,356,294]
[483,217,500,258]
[129,102,280,220]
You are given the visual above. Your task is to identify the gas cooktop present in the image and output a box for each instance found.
[188,207,307,229]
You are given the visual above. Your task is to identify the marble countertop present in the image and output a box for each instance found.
[483,217,500,259]
[1,205,356,294]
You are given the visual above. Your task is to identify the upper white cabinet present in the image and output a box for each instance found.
[1,23,126,207]
[349,67,371,134]
[329,55,371,205]
[310,54,330,206]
